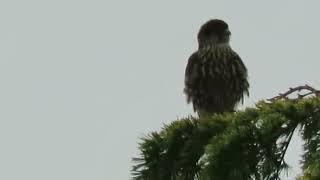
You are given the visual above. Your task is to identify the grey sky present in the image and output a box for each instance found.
[1,1,319,179]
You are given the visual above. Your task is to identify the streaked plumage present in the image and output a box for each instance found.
[184,19,249,116]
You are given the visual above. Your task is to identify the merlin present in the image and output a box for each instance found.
[184,19,249,116]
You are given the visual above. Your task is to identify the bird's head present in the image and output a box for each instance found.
[197,19,231,49]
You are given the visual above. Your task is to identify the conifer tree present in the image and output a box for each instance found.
[132,85,320,180]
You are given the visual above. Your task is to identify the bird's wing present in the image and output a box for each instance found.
[184,52,201,89]
[230,52,250,96]
[232,52,248,79]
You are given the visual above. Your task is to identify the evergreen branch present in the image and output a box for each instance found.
[267,85,320,101]
[274,126,297,179]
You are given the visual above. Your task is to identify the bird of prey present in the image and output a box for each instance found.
[184,19,249,116]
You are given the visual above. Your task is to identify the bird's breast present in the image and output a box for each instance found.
[198,46,233,79]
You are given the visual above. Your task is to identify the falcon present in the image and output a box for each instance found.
[184,19,249,116]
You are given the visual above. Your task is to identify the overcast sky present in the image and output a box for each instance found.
[1,1,320,179]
